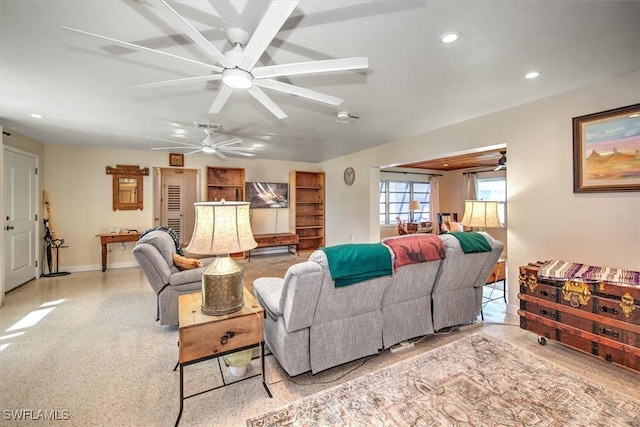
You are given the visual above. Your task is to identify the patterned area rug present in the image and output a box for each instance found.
[247,333,640,426]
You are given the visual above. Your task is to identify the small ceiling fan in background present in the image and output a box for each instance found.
[62,0,368,119]
[147,124,264,159]
[494,150,507,171]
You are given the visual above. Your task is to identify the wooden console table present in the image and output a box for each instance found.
[249,233,299,262]
[95,231,141,272]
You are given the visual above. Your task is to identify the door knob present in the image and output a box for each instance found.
[6,225,14,230]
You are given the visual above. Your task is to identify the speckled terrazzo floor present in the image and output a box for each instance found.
[1,254,638,426]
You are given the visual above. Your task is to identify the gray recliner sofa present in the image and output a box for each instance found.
[132,230,211,326]
[254,232,503,376]
[432,233,504,331]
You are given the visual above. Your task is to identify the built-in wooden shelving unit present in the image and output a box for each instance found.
[289,170,325,251]
[206,166,245,202]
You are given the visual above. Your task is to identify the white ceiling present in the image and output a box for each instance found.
[2,1,639,163]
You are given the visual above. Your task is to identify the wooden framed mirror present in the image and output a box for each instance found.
[106,165,149,211]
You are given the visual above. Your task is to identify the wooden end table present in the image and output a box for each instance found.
[175,289,271,426]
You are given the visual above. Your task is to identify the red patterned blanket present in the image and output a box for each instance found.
[382,235,445,271]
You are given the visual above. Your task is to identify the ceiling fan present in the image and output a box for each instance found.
[494,151,507,171]
[62,0,368,119]
[148,126,264,159]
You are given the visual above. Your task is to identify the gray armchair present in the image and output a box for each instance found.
[132,230,210,326]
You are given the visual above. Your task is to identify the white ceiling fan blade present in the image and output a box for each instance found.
[247,86,288,119]
[227,151,256,157]
[208,85,233,114]
[223,146,264,151]
[145,136,198,147]
[255,79,343,106]
[238,1,299,70]
[214,151,227,159]
[62,26,222,73]
[157,0,232,68]
[132,74,222,89]
[223,150,263,157]
[212,139,242,148]
[253,57,369,79]
[151,146,195,150]
[185,148,204,156]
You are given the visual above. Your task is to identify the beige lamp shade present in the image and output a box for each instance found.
[185,201,257,255]
[409,200,421,211]
[461,200,503,229]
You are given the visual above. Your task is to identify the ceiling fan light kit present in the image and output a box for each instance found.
[222,68,253,89]
[202,146,217,154]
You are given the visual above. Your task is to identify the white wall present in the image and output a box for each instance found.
[42,144,319,271]
[323,71,640,314]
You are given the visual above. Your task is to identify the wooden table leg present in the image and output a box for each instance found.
[101,243,108,272]
[261,342,272,398]
[175,363,184,426]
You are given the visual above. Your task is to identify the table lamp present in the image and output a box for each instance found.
[185,200,257,316]
[409,200,421,223]
[461,200,503,231]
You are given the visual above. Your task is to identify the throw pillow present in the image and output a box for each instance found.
[172,253,203,270]
[448,221,464,232]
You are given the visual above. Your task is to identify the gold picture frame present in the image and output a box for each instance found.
[169,153,184,167]
[572,103,640,193]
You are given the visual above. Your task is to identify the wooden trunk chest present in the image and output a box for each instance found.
[518,261,640,371]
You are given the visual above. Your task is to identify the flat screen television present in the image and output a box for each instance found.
[245,182,288,208]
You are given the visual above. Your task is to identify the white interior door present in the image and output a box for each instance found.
[4,148,37,290]
[163,176,184,244]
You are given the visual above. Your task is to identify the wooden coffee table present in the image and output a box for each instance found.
[175,289,271,426]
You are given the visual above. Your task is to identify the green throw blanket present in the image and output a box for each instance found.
[449,232,491,254]
[320,243,393,287]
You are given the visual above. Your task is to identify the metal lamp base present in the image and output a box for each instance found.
[201,255,244,316]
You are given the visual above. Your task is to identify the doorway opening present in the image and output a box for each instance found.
[153,168,200,247]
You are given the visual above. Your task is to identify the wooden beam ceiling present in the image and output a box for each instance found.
[398,149,505,171]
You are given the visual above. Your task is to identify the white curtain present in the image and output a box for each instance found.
[429,175,440,234]
[463,172,477,201]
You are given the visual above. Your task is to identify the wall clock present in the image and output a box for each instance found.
[169,153,184,167]
[343,167,355,186]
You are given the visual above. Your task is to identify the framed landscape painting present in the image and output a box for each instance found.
[573,103,640,193]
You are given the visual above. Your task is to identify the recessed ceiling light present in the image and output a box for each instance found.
[30,113,43,119]
[440,31,460,44]
[443,163,449,167]
[525,71,541,79]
